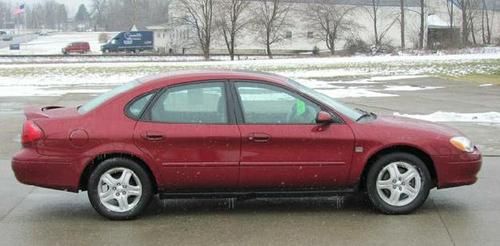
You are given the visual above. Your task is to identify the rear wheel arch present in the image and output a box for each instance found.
[79,152,158,193]
[360,145,437,191]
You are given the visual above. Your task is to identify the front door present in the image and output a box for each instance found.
[233,81,355,189]
[134,81,240,190]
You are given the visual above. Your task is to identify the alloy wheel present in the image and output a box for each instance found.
[376,161,422,207]
[98,167,143,213]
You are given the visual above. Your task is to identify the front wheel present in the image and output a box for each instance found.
[366,152,432,214]
[87,158,153,220]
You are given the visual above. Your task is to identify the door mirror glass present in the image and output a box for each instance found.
[316,111,333,124]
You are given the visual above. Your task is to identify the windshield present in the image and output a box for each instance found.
[287,79,363,121]
[78,80,141,114]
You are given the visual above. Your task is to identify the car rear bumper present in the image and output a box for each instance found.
[11,148,80,192]
[433,149,482,189]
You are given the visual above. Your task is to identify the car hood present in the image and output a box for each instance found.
[369,114,463,137]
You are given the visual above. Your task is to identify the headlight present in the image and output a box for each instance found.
[450,136,474,152]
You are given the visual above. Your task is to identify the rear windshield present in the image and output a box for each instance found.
[78,80,141,114]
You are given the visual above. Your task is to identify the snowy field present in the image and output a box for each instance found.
[0,32,116,55]
[0,32,499,126]
[0,52,497,98]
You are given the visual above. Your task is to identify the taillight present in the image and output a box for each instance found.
[22,120,44,145]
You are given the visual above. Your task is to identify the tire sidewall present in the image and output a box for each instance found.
[366,152,432,214]
[88,157,153,220]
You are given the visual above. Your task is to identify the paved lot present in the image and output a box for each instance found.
[0,77,498,245]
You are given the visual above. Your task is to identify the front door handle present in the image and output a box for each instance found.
[248,133,271,143]
[141,132,165,141]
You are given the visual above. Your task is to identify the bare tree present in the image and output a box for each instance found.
[56,4,68,31]
[418,0,425,49]
[400,0,405,49]
[480,0,492,44]
[0,2,11,29]
[179,0,215,60]
[91,0,107,30]
[305,0,356,55]
[100,0,170,31]
[252,0,291,59]
[446,0,456,44]
[217,0,250,60]
[456,0,473,46]
[365,0,399,46]
[459,0,481,45]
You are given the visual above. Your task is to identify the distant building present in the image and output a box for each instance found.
[151,0,500,55]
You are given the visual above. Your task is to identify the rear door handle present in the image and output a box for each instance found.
[248,133,271,143]
[141,132,165,141]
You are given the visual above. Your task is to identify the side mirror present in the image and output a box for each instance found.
[316,111,334,124]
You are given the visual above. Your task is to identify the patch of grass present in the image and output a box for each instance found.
[445,73,500,84]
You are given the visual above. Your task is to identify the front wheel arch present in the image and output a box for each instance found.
[360,146,437,191]
[79,152,158,193]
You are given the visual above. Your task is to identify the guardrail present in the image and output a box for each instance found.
[0,53,311,58]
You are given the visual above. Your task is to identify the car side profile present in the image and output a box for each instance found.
[12,70,482,220]
[62,42,90,54]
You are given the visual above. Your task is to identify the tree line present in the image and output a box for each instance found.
[0,0,496,58]
[178,0,497,60]
[0,0,170,31]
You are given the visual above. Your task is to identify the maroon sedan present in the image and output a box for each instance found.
[12,71,481,220]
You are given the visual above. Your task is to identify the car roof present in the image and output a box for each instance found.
[137,70,290,88]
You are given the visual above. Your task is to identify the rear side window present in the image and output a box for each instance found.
[147,82,227,124]
[126,92,155,119]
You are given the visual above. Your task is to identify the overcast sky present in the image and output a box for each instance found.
[11,0,92,16]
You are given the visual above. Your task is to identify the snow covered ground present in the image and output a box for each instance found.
[0,52,497,98]
[394,111,500,125]
[0,32,116,55]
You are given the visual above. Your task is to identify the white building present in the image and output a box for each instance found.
[150,0,500,55]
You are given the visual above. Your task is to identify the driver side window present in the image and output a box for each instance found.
[235,82,320,124]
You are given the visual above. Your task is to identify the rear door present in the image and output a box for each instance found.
[134,81,241,190]
[232,81,355,189]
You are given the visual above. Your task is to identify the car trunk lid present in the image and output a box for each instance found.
[24,106,79,120]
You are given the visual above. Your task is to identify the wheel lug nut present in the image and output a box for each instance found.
[112,187,116,190]
[393,185,397,189]
[392,180,396,183]
[115,192,120,196]
[122,191,126,195]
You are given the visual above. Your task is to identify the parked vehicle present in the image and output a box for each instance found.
[62,42,90,54]
[9,43,20,50]
[1,31,13,41]
[11,71,481,220]
[101,31,153,53]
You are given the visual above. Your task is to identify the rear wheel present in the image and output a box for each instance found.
[87,158,153,220]
[366,152,431,214]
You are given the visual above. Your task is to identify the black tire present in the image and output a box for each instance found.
[87,157,153,220]
[366,152,432,214]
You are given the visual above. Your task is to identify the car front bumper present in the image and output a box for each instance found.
[433,148,482,189]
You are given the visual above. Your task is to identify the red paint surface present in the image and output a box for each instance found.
[11,71,481,192]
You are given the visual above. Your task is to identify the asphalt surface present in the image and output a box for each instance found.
[0,77,498,245]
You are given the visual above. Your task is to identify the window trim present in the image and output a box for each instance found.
[139,80,235,125]
[124,90,158,121]
[230,80,344,125]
